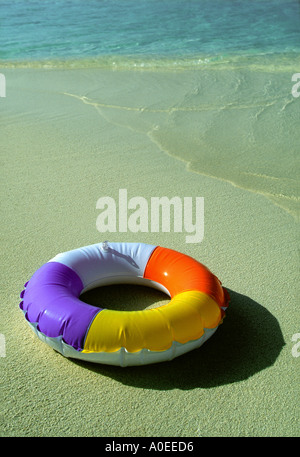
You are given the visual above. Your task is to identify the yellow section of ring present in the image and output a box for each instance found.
[82,290,221,353]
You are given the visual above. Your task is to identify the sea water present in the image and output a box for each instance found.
[1,0,300,61]
[1,0,299,217]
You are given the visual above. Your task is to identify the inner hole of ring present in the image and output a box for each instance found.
[80,284,170,311]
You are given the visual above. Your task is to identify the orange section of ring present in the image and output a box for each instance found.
[143,246,227,308]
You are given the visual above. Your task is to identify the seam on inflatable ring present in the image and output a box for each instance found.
[19,310,219,366]
[80,326,219,365]
[82,309,103,350]
[143,245,160,273]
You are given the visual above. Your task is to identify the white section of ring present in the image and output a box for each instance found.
[50,242,157,289]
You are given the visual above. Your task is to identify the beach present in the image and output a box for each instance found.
[1,59,299,436]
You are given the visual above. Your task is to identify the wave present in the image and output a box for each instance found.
[1,51,300,72]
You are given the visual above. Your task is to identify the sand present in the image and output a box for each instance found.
[0,65,299,437]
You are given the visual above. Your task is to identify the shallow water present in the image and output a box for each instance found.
[1,0,299,217]
[53,54,298,218]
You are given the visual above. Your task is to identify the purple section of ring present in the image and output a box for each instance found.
[20,262,101,351]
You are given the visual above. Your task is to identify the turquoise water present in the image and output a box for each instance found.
[1,0,300,63]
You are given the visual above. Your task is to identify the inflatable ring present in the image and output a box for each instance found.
[19,242,229,366]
